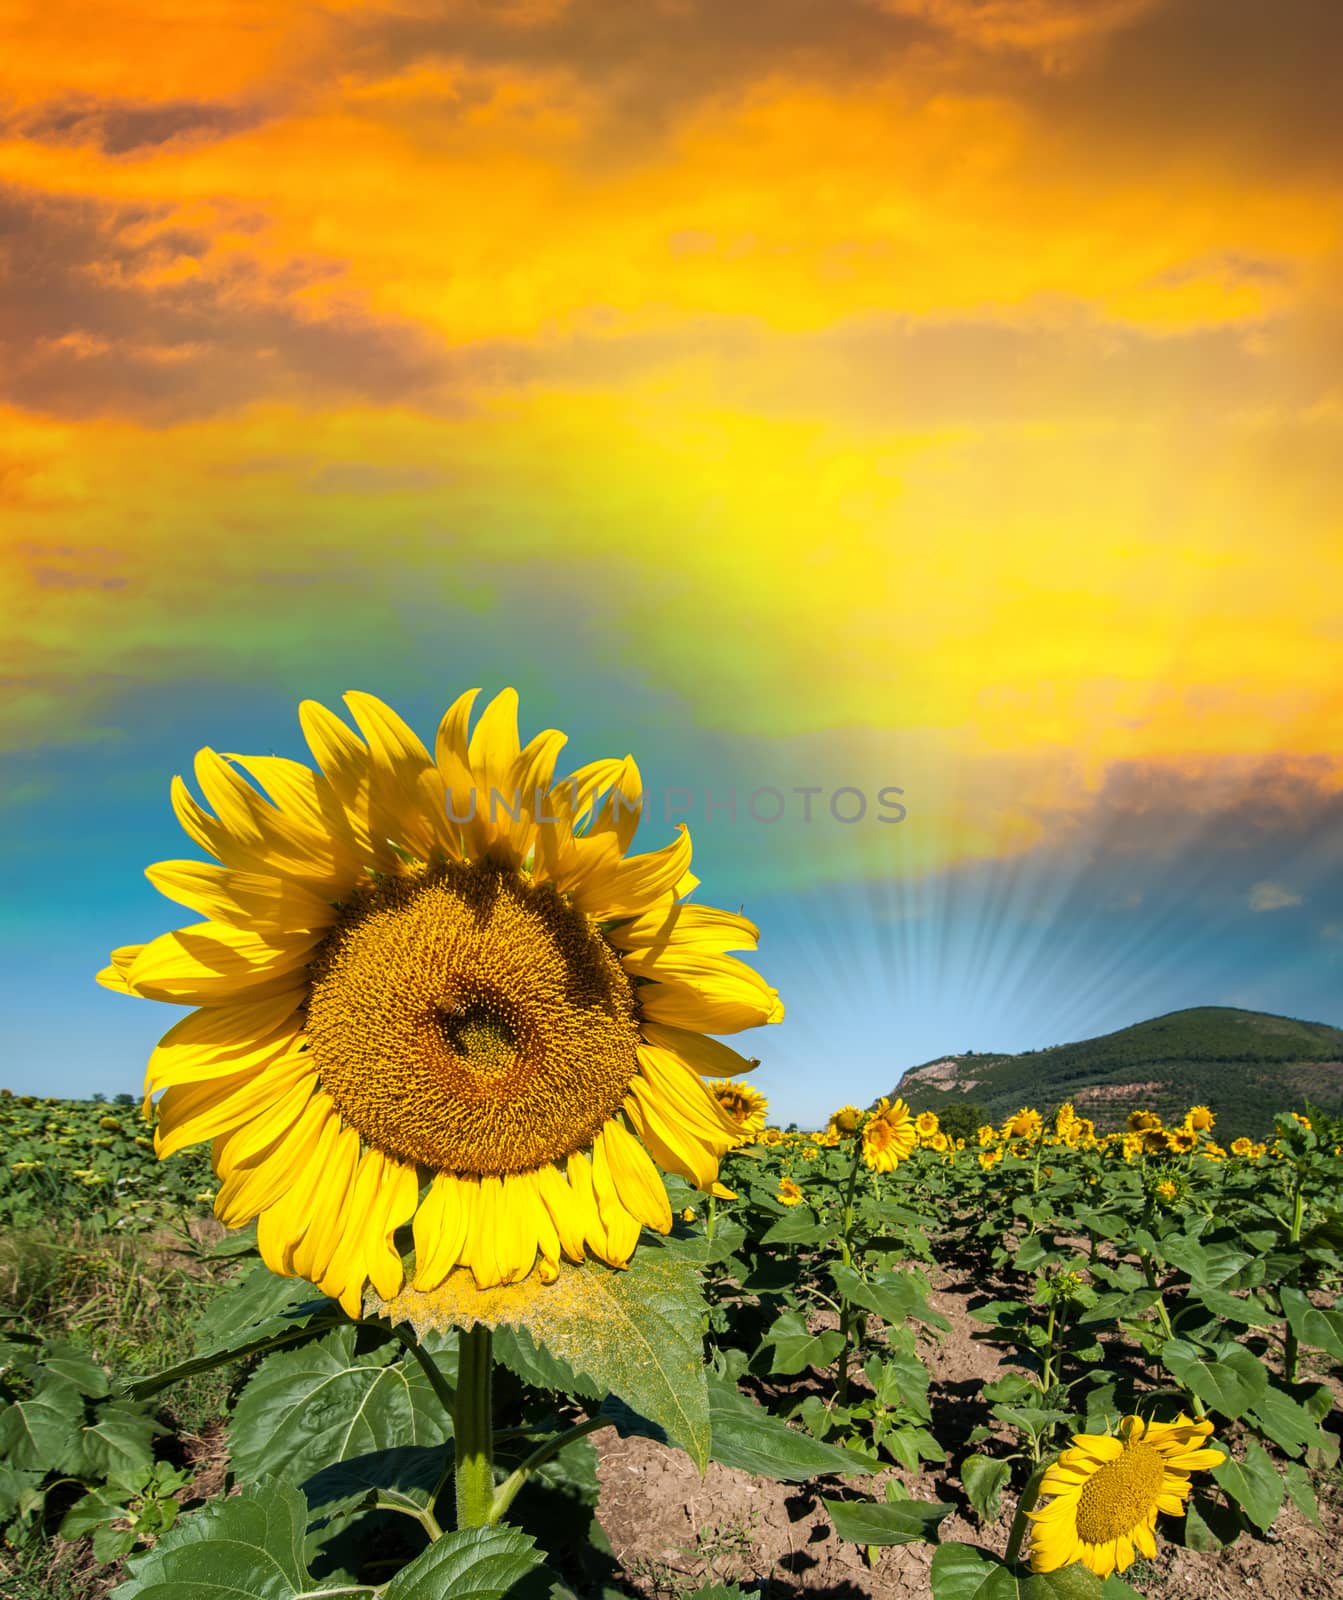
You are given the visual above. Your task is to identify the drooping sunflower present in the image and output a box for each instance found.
[98,689,783,1314]
[827,1104,863,1138]
[862,1099,916,1172]
[1029,1413,1225,1578]
[711,1080,770,1142]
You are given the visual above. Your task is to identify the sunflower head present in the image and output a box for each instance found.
[827,1104,863,1138]
[711,1081,769,1142]
[1004,1107,1042,1141]
[98,687,782,1316]
[776,1177,803,1206]
[1127,1109,1162,1133]
[1165,1128,1196,1155]
[1230,1136,1254,1157]
[862,1099,916,1172]
[1029,1413,1225,1579]
[1186,1105,1215,1132]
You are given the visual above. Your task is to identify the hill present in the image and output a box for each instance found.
[892,1006,1343,1141]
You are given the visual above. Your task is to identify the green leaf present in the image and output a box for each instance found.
[1182,1489,1242,1550]
[301,1444,449,1525]
[379,1248,712,1472]
[1280,1286,1343,1360]
[58,1486,132,1541]
[929,1542,1106,1600]
[1245,1381,1330,1458]
[1161,1339,1267,1420]
[759,1210,826,1246]
[72,1400,163,1488]
[111,1480,321,1598]
[382,1524,544,1600]
[831,1264,948,1329]
[1190,1289,1276,1329]
[707,1376,878,1480]
[1213,1439,1284,1533]
[1283,1459,1322,1527]
[0,1376,84,1472]
[823,1495,952,1545]
[761,1310,844,1376]
[961,1454,1012,1525]
[39,1343,111,1398]
[228,1326,452,1492]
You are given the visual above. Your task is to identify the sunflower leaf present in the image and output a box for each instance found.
[110,1479,323,1598]
[381,1523,544,1600]
[825,1495,952,1545]
[929,1542,1109,1599]
[707,1375,878,1479]
[1212,1439,1284,1533]
[228,1326,453,1494]
[378,1247,712,1472]
[1160,1339,1267,1420]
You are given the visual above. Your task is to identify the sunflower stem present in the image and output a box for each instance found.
[488,1414,615,1524]
[1003,1457,1053,1569]
[454,1324,495,1529]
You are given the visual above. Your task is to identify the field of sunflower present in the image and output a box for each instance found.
[3,688,1341,1599]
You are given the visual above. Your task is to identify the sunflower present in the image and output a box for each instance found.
[1186,1105,1215,1132]
[1029,1413,1225,1578]
[1003,1108,1042,1141]
[712,1081,769,1141]
[914,1110,940,1139]
[862,1099,916,1172]
[1230,1136,1254,1157]
[827,1104,863,1138]
[1127,1110,1162,1133]
[776,1177,803,1206]
[98,688,782,1314]
[1165,1128,1196,1155]
[978,1149,1001,1170]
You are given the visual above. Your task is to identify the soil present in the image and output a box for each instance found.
[593,1267,1343,1600]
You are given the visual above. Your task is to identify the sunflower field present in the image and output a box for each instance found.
[3,689,1342,1599]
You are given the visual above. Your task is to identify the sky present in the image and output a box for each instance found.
[2,0,1341,1128]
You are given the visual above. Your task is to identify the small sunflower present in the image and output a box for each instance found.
[1154,1177,1179,1204]
[1003,1108,1042,1141]
[712,1081,769,1141]
[1186,1105,1215,1132]
[862,1099,916,1172]
[914,1110,940,1139]
[98,688,782,1313]
[1029,1413,1225,1578]
[776,1176,803,1206]
[978,1148,1001,1170]
[1165,1128,1196,1155]
[827,1104,863,1138]
[1230,1136,1254,1157]
[1127,1110,1162,1133]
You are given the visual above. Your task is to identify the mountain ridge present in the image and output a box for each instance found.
[891,1006,1343,1140]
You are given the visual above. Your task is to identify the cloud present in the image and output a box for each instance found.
[1249,881,1304,912]
[0,186,458,422]
[5,97,266,155]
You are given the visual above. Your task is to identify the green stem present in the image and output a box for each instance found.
[489,1415,615,1524]
[1284,1170,1306,1383]
[707,1191,717,1244]
[454,1324,495,1529]
[1003,1458,1054,1568]
[835,1138,866,1405]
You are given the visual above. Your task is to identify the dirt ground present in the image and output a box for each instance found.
[593,1269,1343,1600]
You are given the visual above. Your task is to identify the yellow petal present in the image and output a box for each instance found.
[255,1105,344,1277]
[588,1137,641,1263]
[144,860,336,933]
[608,903,759,955]
[144,993,305,1097]
[568,825,694,921]
[413,1173,472,1291]
[290,1123,361,1284]
[364,1153,419,1302]
[154,1049,315,1158]
[343,691,456,863]
[636,952,784,1033]
[536,1162,587,1263]
[96,944,146,994]
[212,1091,336,1227]
[129,922,319,1006]
[596,1120,672,1234]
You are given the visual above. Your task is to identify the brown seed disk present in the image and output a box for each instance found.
[304,861,641,1173]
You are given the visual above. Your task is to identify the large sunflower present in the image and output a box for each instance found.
[862,1098,916,1172]
[1029,1413,1225,1578]
[98,689,783,1314]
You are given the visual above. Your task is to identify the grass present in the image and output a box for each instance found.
[0,1218,245,1599]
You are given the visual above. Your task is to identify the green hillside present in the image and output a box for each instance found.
[893,1006,1343,1141]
